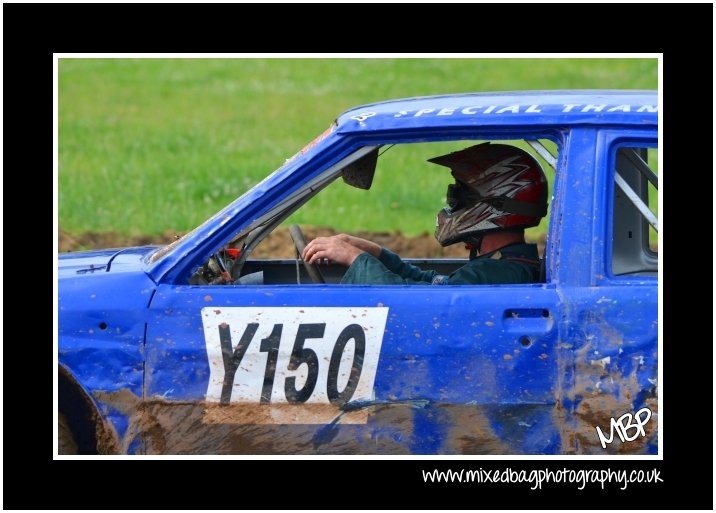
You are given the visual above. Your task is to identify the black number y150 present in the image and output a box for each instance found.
[218,322,366,405]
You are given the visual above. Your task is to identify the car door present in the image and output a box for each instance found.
[548,128,658,455]
[143,276,561,454]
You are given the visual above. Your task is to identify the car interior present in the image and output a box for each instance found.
[189,137,623,286]
[611,146,659,276]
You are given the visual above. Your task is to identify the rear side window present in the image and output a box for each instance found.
[611,144,658,276]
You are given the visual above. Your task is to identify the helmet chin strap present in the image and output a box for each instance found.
[464,235,484,260]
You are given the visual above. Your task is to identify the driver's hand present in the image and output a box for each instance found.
[303,236,365,267]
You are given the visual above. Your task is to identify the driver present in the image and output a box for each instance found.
[302,143,548,285]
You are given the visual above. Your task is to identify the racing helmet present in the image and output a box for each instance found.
[430,142,548,247]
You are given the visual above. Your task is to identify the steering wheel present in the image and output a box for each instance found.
[289,224,325,284]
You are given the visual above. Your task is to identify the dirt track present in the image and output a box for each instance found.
[59,227,545,258]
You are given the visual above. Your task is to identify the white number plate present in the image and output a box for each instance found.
[201,307,389,424]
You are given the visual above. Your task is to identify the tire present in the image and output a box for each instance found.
[58,412,79,455]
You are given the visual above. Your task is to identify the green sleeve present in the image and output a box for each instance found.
[447,258,538,285]
[341,249,439,285]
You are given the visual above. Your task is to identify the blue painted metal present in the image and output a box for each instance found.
[336,90,657,133]
[58,247,157,443]
[58,90,658,455]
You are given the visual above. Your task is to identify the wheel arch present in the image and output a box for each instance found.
[58,364,120,454]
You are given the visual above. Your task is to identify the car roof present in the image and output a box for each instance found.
[335,90,657,133]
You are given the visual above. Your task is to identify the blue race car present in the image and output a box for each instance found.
[58,90,659,455]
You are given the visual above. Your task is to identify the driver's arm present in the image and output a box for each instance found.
[304,234,440,285]
[341,248,439,285]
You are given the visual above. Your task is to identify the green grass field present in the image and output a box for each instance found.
[58,57,658,239]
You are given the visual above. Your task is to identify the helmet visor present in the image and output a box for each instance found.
[446,181,484,210]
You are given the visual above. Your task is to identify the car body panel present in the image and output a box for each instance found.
[58,259,156,442]
[136,282,562,454]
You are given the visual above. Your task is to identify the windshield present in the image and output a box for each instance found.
[148,144,379,266]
